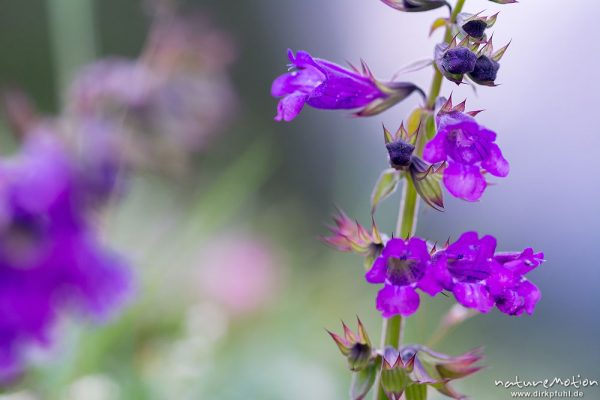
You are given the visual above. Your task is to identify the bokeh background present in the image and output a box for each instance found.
[0,0,599,399]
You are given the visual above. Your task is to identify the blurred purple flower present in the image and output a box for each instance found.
[271,49,422,121]
[0,130,131,381]
[423,110,509,201]
[365,238,431,317]
[67,13,237,173]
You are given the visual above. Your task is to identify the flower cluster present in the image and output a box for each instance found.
[0,7,242,382]
[366,232,543,318]
[0,128,131,381]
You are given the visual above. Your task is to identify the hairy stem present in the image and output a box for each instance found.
[373,2,468,398]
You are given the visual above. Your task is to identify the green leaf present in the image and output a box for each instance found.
[371,169,401,214]
[407,108,423,137]
[425,112,436,140]
[429,17,447,36]
[405,383,428,400]
[350,361,377,400]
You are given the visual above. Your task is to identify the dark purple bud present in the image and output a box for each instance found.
[386,139,415,169]
[462,20,488,38]
[440,47,477,75]
[469,55,500,83]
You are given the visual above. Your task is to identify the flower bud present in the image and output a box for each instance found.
[386,139,415,169]
[327,318,373,371]
[468,55,500,84]
[440,47,477,75]
[380,347,415,399]
[457,12,498,39]
[462,19,488,38]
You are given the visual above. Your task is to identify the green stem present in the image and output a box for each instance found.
[47,0,97,105]
[373,2,468,398]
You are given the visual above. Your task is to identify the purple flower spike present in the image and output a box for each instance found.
[423,97,509,201]
[366,238,430,317]
[0,131,131,381]
[271,50,422,121]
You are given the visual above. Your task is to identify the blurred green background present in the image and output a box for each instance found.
[0,0,599,399]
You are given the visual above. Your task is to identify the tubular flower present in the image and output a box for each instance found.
[365,238,432,317]
[487,248,544,316]
[271,49,422,121]
[423,97,509,201]
[0,131,131,381]
[430,232,544,316]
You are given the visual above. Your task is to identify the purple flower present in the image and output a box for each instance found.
[271,50,422,121]
[0,132,131,381]
[423,107,509,201]
[487,248,544,316]
[365,232,544,318]
[429,232,543,316]
[365,238,431,317]
[437,232,498,313]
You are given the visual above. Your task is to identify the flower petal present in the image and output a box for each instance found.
[481,142,509,177]
[274,93,308,122]
[443,162,486,201]
[423,129,448,163]
[453,282,494,313]
[376,285,420,317]
[518,280,541,315]
[366,257,387,284]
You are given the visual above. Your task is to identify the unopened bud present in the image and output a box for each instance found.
[462,19,488,38]
[469,55,500,84]
[327,318,373,371]
[440,47,477,75]
[386,139,415,169]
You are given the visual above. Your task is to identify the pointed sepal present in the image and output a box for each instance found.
[327,319,374,371]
